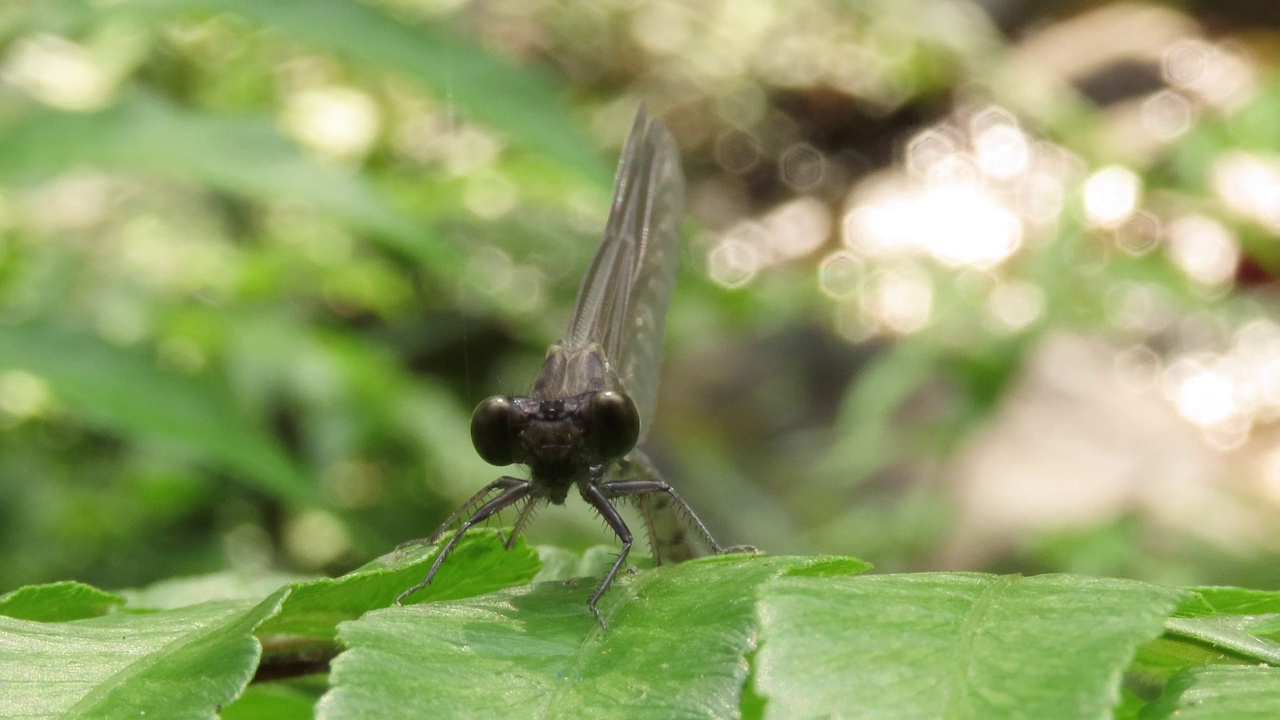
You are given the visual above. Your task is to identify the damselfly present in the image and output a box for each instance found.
[396,108,751,628]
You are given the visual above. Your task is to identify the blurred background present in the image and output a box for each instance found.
[2,0,1279,595]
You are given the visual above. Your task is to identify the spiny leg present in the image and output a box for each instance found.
[395,478,533,606]
[503,495,539,550]
[617,452,692,565]
[579,482,635,630]
[395,476,527,553]
[428,476,528,543]
[599,478,755,555]
[635,493,665,566]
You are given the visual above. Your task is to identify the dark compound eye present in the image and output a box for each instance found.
[584,391,640,460]
[470,396,520,466]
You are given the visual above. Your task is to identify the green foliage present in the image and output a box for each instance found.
[755,574,1183,719]
[0,588,285,719]
[323,555,863,720]
[1141,666,1280,720]
[0,581,123,622]
[0,322,318,505]
[3,0,1280,716]
[140,0,609,183]
[2,535,1278,719]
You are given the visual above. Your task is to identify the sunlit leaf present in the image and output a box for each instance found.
[1177,585,1280,617]
[753,573,1186,720]
[0,590,285,720]
[318,555,866,719]
[130,0,609,184]
[0,582,124,622]
[1141,666,1280,720]
[119,571,315,610]
[0,92,458,268]
[1164,615,1280,666]
[260,530,540,643]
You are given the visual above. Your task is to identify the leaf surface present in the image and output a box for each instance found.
[318,555,867,719]
[754,573,1186,720]
[0,591,285,720]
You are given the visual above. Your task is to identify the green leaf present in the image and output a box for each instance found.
[0,532,534,718]
[1177,586,1280,617]
[1134,588,1280,685]
[0,323,320,506]
[1163,615,1280,666]
[119,571,315,610]
[1141,666,1280,720]
[260,530,540,643]
[138,0,608,184]
[0,92,457,268]
[1130,635,1238,690]
[319,555,866,719]
[0,590,286,720]
[0,582,124,622]
[531,544,622,583]
[753,573,1186,720]
[1139,585,1280,677]
[1115,687,1147,720]
[220,684,319,720]
[252,532,536,691]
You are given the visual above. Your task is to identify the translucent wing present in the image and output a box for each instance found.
[564,107,683,440]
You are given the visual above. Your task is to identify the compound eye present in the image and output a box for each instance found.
[471,396,519,466]
[584,391,640,460]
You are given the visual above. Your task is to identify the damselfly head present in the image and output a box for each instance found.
[469,389,640,469]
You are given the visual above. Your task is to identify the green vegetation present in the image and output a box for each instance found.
[2,1,1279,717]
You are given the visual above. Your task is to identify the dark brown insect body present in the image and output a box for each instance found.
[396,109,750,628]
